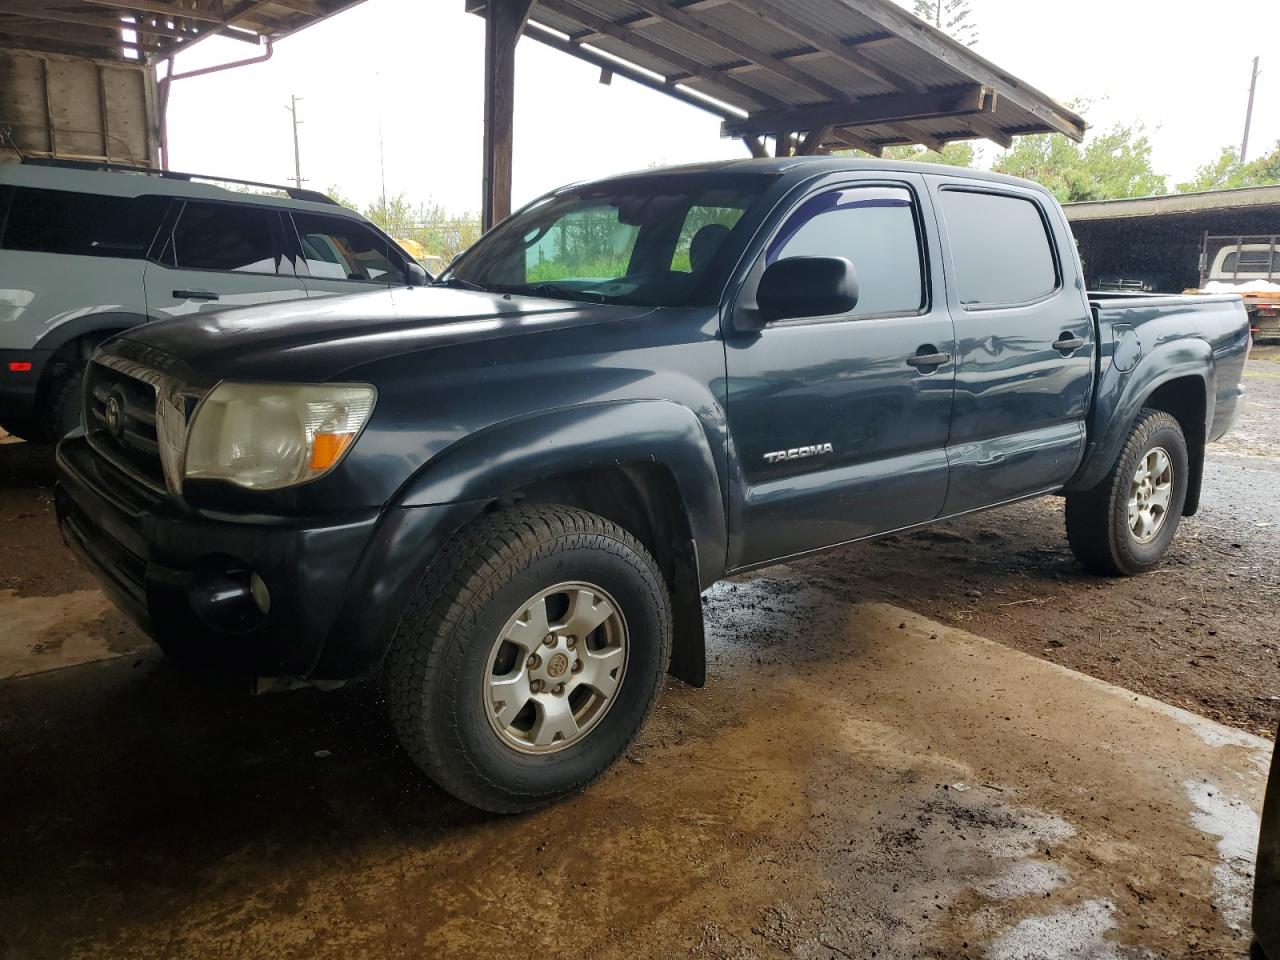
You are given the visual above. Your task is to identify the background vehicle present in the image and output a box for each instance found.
[55,158,1249,812]
[1196,234,1280,342]
[0,159,428,442]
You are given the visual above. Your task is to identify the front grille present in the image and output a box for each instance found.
[84,360,167,491]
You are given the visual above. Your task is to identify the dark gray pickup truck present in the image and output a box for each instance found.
[55,158,1249,813]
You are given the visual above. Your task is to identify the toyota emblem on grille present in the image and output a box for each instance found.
[104,393,125,439]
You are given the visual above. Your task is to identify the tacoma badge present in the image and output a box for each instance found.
[763,443,834,465]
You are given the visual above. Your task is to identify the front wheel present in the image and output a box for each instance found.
[385,504,671,813]
[1065,409,1189,576]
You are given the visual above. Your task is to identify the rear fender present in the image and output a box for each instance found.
[1068,338,1212,492]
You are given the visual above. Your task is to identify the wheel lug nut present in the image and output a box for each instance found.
[527,654,540,669]
[553,683,565,696]
[566,635,577,649]
[571,660,583,674]
[543,634,556,646]
[530,679,544,693]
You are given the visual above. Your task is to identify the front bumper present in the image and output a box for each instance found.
[55,435,483,680]
[1256,726,1280,955]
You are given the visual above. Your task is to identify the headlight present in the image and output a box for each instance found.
[184,382,376,490]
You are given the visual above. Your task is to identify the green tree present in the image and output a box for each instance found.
[324,184,359,210]
[912,0,977,46]
[1177,142,1280,192]
[359,191,482,262]
[991,122,1167,203]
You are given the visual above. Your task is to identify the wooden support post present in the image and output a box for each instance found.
[743,136,769,158]
[482,0,536,231]
[774,132,792,157]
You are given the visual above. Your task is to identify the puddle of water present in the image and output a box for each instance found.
[1184,778,1262,931]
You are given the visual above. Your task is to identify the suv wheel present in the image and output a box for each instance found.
[1065,409,1189,576]
[386,504,671,813]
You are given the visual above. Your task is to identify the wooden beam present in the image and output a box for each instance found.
[721,85,992,138]
[521,20,737,120]
[833,0,1086,141]
[726,0,922,92]
[3,5,202,42]
[829,128,883,157]
[482,0,536,231]
[538,0,780,111]
[68,0,224,22]
[886,122,947,153]
[624,0,851,103]
[774,132,792,158]
[743,136,768,158]
[958,112,1014,149]
[796,126,832,156]
[0,18,161,52]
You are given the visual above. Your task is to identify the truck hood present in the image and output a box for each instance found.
[120,286,655,383]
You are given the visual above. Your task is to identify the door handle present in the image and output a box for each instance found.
[174,289,220,302]
[906,350,952,369]
[1053,333,1086,353]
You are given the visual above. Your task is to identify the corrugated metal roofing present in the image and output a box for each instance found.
[0,1,369,66]
[472,0,1086,154]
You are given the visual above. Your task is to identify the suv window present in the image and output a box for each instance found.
[168,201,280,274]
[0,187,165,259]
[767,185,924,317]
[940,190,1057,307]
[292,213,406,285]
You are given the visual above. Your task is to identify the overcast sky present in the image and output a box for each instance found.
[163,0,1279,214]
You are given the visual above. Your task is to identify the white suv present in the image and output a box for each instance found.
[0,160,428,441]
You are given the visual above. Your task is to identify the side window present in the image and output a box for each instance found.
[292,213,406,285]
[939,189,1058,307]
[1,187,165,259]
[767,185,924,317]
[672,205,745,274]
[170,202,279,274]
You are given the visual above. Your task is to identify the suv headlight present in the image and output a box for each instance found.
[184,382,376,490]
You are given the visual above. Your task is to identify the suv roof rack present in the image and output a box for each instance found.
[19,157,338,205]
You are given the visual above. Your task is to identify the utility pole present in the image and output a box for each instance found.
[1241,56,1260,163]
[284,94,304,189]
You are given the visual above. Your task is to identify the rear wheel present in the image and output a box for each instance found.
[386,504,671,813]
[40,357,86,442]
[1065,409,1188,576]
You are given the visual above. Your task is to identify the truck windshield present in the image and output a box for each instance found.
[436,174,776,307]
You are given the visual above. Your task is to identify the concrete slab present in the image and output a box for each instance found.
[0,570,1269,960]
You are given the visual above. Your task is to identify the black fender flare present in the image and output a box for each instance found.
[398,399,728,584]
[1068,340,1212,494]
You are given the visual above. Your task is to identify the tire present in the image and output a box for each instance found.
[1065,409,1189,576]
[39,355,87,443]
[386,504,672,813]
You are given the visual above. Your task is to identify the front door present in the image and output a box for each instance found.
[927,179,1094,515]
[724,176,956,569]
[143,200,306,320]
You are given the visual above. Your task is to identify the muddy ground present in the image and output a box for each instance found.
[3,354,1278,731]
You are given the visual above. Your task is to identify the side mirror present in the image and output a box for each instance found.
[756,256,858,323]
[405,262,430,287]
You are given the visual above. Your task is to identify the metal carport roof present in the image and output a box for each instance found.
[0,1,368,65]
[470,0,1086,157]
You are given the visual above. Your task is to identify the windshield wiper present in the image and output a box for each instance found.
[524,282,609,304]
[432,276,488,292]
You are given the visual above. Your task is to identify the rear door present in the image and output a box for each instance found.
[928,179,1094,515]
[142,200,306,319]
[723,174,956,569]
[284,211,409,298]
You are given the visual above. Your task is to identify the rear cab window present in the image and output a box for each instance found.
[938,189,1059,307]
[766,184,926,318]
[161,201,283,275]
[0,187,166,259]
